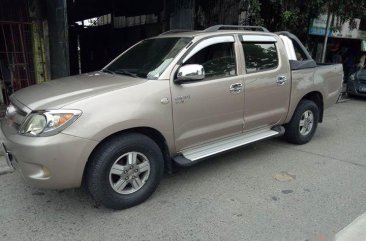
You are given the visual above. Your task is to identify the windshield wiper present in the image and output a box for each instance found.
[101,68,115,75]
[114,69,138,78]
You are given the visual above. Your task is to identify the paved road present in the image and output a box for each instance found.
[1,98,366,241]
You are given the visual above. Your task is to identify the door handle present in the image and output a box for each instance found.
[229,83,243,93]
[276,76,287,86]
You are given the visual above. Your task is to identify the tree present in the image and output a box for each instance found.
[193,0,366,52]
[246,0,365,45]
[320,0,366,62]
[325,0,366,27]
[242,0,324,41]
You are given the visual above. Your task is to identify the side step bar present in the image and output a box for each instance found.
[173,126,284,167]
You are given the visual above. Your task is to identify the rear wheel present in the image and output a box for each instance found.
[86,133,164,209]
[285,100,319,145]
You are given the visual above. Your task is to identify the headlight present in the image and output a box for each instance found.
[19,110,82,137]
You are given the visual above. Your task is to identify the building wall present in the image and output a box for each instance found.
[195,0,241,29]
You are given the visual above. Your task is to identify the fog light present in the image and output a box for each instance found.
[42,166,51,178]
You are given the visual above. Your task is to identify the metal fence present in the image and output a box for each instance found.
[0,21,35,104]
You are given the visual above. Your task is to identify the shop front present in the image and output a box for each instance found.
[308,14,366,84]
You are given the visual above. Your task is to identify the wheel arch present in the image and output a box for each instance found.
[286,91,324,124]
[82,127,173,186]
[301,91,324,123]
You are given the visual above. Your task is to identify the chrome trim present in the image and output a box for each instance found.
[177,64,205,81]
[276,76,287,85]
[229,83,243,94]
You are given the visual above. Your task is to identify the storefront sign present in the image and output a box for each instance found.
[309,14,366,40]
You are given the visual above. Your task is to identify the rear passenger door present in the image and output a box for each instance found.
[240,35,291,131]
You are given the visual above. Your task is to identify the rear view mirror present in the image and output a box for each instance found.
[175,64,205,84]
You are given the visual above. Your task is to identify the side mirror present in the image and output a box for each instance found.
[175,64,205,84]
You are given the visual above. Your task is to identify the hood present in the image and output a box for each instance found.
[12,72,147,110]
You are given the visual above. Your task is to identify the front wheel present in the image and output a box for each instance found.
[285,100,319,145]
[86,133,164,209]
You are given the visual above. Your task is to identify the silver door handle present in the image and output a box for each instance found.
[276,76,287,85]
[229,83,243,93]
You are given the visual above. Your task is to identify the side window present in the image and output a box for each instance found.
[184,42,236,80]
[242,42,278,73]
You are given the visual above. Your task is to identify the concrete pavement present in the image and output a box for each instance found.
[0,156,12,175]
[0,98,366,241]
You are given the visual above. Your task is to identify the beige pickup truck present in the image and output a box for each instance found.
[1,25,342,209]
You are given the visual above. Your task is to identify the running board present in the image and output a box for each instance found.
[173,126,284,167]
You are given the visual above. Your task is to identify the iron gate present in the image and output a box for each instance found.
[0,21,35,104]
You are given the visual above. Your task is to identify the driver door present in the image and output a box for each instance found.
[170,36,245,151]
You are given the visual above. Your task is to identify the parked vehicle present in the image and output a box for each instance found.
[0,25,343,209]
[347,65,366,97]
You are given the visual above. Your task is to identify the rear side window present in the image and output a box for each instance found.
[242,42,278,73]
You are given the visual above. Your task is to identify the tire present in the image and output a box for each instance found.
[86,133,164,210]
[285,100,319,145]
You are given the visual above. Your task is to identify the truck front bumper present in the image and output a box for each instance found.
[0,121,98,189]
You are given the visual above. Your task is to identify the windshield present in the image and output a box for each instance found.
[104,37,192,79]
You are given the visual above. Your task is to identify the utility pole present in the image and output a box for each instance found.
[321,5,333,63]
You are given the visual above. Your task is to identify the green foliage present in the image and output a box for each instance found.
[247,0,263,25]
[258,0,324,40]
[324,0,366,29]
[251,0,366,41]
